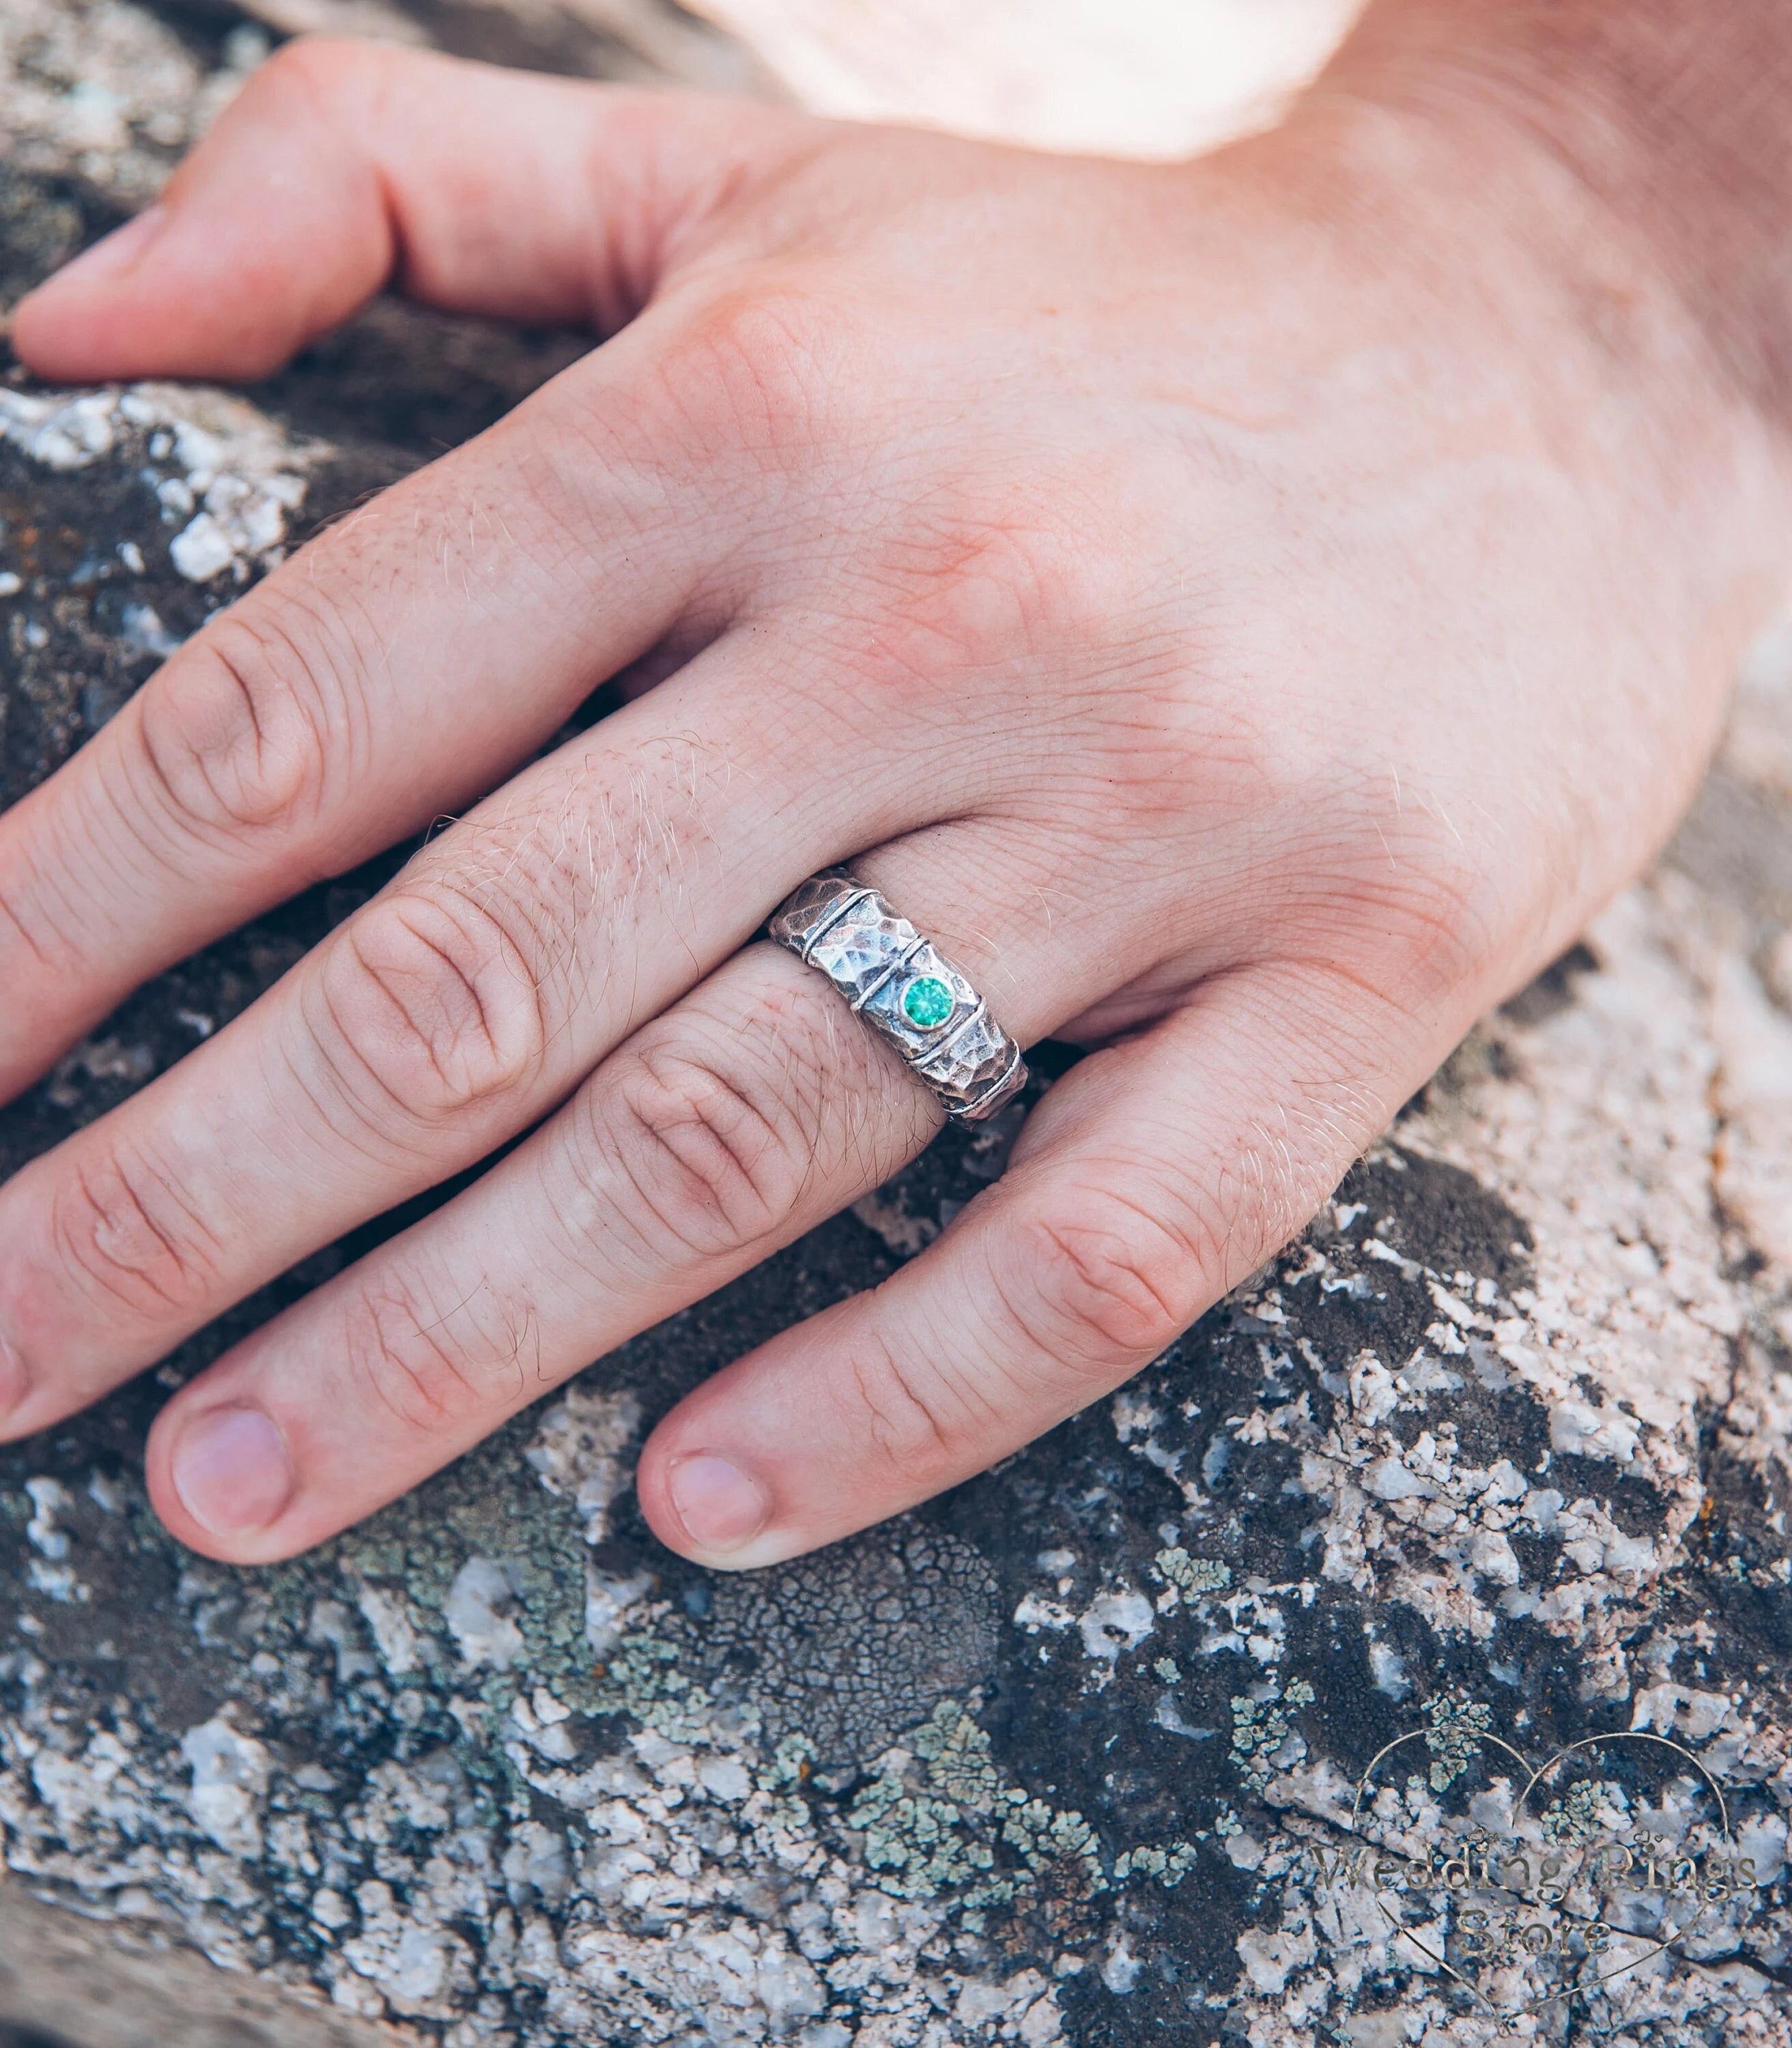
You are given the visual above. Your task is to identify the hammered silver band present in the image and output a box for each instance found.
[768,870,1027,1122]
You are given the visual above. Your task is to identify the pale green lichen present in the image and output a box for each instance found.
[1114,1841,1201,1889]
[852,1774,1004,1902]
[590,1630,724,1746]
[1422,1693,1492,1792]
[999,1793,1105,1890]
[1540,1778,1607,1846]
[850,1699,1205,1914]
[1230,1676,1312,1793]
[1154,1656,1182,1683]
[1154,1548,1232,1596]
[913,1702,1006,1812]
[767,1731,816,1786]
[844,1701,1109,1912]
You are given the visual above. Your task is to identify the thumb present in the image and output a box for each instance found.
[12,38,799,384]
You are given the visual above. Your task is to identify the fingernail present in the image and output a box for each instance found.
[0,1332,27,1421]
[668,1453,771,1554]
[171,1406,294,1538]
[40,205,170,293]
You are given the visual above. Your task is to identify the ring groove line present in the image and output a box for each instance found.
[851,933,928,1012]
[962,1044,1025,1118]
[928,997,989,1057]
[797,885,874,965]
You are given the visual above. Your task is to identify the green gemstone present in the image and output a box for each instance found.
[902,976,954,1029]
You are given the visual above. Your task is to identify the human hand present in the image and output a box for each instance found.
[3,28,1784,1569]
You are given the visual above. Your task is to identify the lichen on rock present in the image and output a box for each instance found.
[10,5,1792,2045]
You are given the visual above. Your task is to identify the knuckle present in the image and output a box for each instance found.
[842,488,1161,707]
[47,1149,222,1322]
[1380,848,1497,997]
[138,605,336,841]
[1277,757,1501,1006]
[967,502,1122,638]
[652,283,842,464]
[324,883,550,1127]
[599,1022,823,1260]
[1316,823,1495,1014]
[343,1275,531,1437]
[842,1328,965,1490]
[1015,1182,1203,1373]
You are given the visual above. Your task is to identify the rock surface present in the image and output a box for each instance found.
[7,7,1792,2047]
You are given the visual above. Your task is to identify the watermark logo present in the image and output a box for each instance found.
[1315,1706,1762,2029]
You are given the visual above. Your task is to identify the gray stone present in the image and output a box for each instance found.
[8,7,1792,2045]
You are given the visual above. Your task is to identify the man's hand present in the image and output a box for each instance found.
[1,14,1784,1568]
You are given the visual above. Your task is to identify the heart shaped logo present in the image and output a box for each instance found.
[1329,1720,1755,2030]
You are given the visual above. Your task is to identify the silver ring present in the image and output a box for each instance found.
[768,870,1027,1122]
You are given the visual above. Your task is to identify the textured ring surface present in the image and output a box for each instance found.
[767,870,1028,1122]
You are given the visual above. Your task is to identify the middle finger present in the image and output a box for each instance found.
[0,634,987,1436]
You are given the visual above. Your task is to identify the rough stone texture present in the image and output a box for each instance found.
[8,6,1792,2046]
[1,0,268,212]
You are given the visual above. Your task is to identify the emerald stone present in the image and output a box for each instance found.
[902,976,954,1029]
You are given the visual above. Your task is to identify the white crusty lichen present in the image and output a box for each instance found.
[0,1536,1078,2045]
[524,1385,642,1545]
[0,384,324,591]
[504,1646,1079,2042]
[180,1714,271,1859]
[1133,1161,1696,1699]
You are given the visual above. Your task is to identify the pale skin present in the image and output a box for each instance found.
[2,1,1789,1569]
